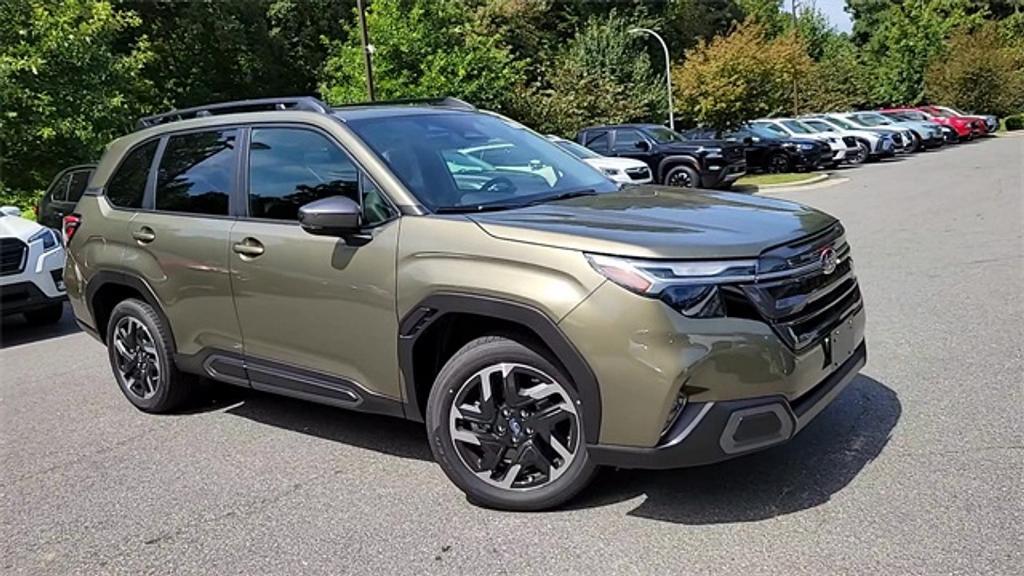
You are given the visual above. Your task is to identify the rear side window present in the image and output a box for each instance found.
[155,129,236,216]
[583,131,609,154]
[67,170,92,203]
[106,141,158,209]
[48,173,72,202]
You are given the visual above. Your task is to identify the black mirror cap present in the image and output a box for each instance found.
[299,195,362,236]
[635,140,651,151]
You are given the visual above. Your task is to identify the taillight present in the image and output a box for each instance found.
[63,214,81,245]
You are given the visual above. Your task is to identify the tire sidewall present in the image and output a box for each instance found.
[426,337,595,511]
[106,299,175,412]
[664,165,698,188]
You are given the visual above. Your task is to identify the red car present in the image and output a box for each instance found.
[916,106,987,140]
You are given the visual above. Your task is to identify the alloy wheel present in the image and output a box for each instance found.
[112,316,161,400]
[768,155,789,173]
[448,363,580,491]
[667,169,693,187]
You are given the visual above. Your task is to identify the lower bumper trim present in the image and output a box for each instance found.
[588,341,867,470]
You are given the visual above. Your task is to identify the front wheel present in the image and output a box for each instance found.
[426,336,597,511]
[848,141,870,165]
[663,165,699,188]
[768,153,791,174]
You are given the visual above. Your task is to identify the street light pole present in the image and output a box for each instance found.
[357,0,375,101]
[790,0,800,116]
[629,28,674,132]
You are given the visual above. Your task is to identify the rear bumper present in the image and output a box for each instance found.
[588,341,866,469]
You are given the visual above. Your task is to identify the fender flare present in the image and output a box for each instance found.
[85,270,175,351]
[398,292,602,444]
[657,155,701,183]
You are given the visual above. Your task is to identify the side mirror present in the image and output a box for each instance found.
[299,196,362,236]
[743,137,755,145]
[634,140,651,152]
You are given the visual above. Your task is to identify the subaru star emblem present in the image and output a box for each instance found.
[820,247,838,275]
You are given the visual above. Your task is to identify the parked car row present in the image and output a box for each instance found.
[559,106,998,189]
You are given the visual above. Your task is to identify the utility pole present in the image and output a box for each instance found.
[357,0,375,101]
[629,28,674,131]
[790,0,800,116]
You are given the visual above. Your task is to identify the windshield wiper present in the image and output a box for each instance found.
[523,188,599,207]
[434,202,524,214]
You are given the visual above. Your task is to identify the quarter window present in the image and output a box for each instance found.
[248,127,394,224]
[107,140,158,209]
[155,129,236,216]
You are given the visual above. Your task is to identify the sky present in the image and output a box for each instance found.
[797,0,854,33]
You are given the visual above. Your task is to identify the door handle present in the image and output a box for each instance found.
[233,237,265,258]
[132,226,156,244]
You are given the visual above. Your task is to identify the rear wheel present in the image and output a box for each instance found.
[106,299,195,413]
[24,303,63,325]
[664,165,699,188]
[426,336,597,511]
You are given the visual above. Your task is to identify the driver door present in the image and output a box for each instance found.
[228,125,402,402]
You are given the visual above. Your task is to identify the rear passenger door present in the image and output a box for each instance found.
[125,128,242,357]
[228,125,402,403]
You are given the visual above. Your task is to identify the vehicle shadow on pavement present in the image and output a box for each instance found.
[571,375,900,524]
[0,304,80,349]
[207,386,434,461]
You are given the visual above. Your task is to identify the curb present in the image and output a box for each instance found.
[734,172,830,193]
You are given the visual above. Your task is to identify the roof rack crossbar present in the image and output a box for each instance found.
[332,96,476,111]
[136,96,331,130]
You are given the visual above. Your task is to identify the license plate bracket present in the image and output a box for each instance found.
[828,318,858,369]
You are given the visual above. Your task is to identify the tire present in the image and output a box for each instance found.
[105,298,195,413]
[426,336,598,511]
[906,133,921,153]
[24,303,63,325]
[663,165,699,188]
[767,153,791,174]
[849,140,870,165]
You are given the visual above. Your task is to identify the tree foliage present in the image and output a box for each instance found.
[0,0,153,194]
[925,21,1024,115]
[672,20,814,129]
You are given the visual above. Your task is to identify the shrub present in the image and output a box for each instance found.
[1004,114,1024,131]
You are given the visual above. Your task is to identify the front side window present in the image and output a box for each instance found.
[612,129,648,152]
[248,127,394,225]
[345,112,615,212]
[68,170,92,203]
[156,129,236,215]
[107,140,159,209]
[48,173,72,202]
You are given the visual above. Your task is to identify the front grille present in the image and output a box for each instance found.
[0,238,27,276]
[626,166,651,181]
[891,132,904,145]
[734,225,863,350]
[842,136,856,147]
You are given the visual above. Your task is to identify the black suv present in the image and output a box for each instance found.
[685,126,830,174]
[576,124,746,189]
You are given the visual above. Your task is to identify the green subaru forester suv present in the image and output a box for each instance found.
[64,97,866,510]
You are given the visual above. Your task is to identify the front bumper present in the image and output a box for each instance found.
[1,280,67,315]
[703,160,747,189]
[588,341,866,469]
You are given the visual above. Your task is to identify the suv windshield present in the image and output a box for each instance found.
[345,113,614,212]
[551,138,602,160]
[782,120,815,134]
[645,126,683,144]
[852,113,891,126]
[745,125,783,140]
[824,116,856,130]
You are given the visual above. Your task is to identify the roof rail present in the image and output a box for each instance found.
[333,96,476,111]
[135,96,331,130]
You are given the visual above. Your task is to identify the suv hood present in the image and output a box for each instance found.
[468,187,836,259]
[0,213,43,241]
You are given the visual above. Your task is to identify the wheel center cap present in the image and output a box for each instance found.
[509,418,523,440]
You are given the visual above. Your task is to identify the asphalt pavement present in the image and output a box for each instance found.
[2,135,1021,575]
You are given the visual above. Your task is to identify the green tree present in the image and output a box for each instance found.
[521,10,665,135]
[672,20,814,129]
[319,0,524,110]
[0,0,153,196]
[925,21,1024,115]
[803,34,873,111]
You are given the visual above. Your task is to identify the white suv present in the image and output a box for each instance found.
[1,206,67,324]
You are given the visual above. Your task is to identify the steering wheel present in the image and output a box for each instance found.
[478,176,517,195]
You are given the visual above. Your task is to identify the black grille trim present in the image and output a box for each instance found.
[1,238,27,276]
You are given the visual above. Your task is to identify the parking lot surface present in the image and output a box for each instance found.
[2,136,1021,575]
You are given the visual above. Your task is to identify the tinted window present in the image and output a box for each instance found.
[612,129,647,152]
[68,170,92,203]
[155,130,236,215]
[248,127,393,224]
[583,131,609,154]
[645,127,682,144]
[49,173,72,202]
[107,140,158,209]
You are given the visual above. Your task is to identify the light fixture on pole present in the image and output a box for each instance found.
[629,27,674,131]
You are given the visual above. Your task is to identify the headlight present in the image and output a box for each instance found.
[586,254,758,318]
[28,227,58,250]
[602,168,621,176]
